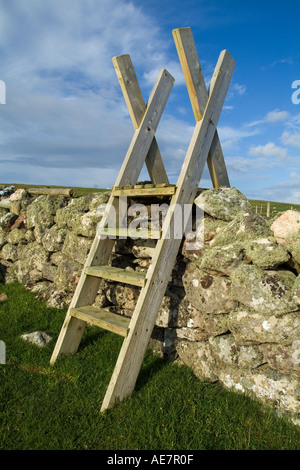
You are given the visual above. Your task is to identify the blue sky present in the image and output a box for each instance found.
[0,0,300,203]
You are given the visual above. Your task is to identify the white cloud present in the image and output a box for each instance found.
[231,83,246,95]
[281,131,300,148]
[0,0,185,187]
[218,126,259,149]
[249,142,287,159]
[265,109,290,123]
[247,109,290,127]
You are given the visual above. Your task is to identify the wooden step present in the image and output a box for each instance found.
[113,183,176,197]
[70,306,130,337]
[98,227,161,239]
[85,266,146,287]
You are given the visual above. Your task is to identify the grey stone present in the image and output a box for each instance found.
[244,236,290,269]
[259,341,300,377]
[199,241,245,275]
[212,211,272,248]
[218,365,300,426]
[21,331,53,348]
[42,225,67,252]
[182,263,237,314]
[231,264,297,314]
[62,232,92,265]
[176,340,219,382]
[209,333,265,368]
[194,187,252,221]
[53,258,82,291]
[27,195,66,229]
[229,307,300,345]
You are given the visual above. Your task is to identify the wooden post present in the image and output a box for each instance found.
[267,201,270,218]
[173,27,230,188]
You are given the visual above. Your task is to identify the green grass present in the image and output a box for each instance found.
[1,283,300,450]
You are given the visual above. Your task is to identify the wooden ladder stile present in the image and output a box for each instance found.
[50,27,235,413]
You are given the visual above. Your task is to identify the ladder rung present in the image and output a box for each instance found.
[70,306,130,337]
[85,266,146,287]
[98,227,161,239]
[113,184,176,197]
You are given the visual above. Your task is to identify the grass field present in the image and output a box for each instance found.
[1,283,300,450]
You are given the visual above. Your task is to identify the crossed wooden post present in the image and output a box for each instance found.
[50,27,235,412]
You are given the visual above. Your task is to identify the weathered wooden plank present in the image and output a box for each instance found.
[98,227,161,240]
[28,187,74,197]
[113,55,169,185]
[70,306,130,337]
[101,49,235,411]
[113,184,176,197]
[85,266,146,287]
[172,27,230,188]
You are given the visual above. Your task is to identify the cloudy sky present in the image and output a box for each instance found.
[1,0,300,203]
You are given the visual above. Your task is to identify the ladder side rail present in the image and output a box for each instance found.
[173,27,230,188]
[113,54,169,185]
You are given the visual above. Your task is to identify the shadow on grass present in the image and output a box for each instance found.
[135,354,172,394]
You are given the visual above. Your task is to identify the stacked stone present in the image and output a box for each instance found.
[1,186,300,424]
[175,188,300,426]
[0,189,110,308]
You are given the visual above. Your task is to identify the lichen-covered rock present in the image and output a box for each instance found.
[229,307,300,345]
[62,232,92,265]
[9,188,27,202]
[271,210,300,246]
[0,212,18,229]
[199,242,245,275]
[18,242,49,272]
[259,341,300,377]
[53,258,82,291]
[0,228,7,249]
[218,365,300,426]
[176,340,219,382]
[42,262,57,282]
[106,283,140,310]
[0,243,18,262]
[6,228,27,245]
[177,297,229,337]
[42,225,67,252]
[88,191,110,210]
[71,208,105,237]
[209,333,265,368]
[212,211,272,248]
[27,195,66,229]
[182,263,237,313]
[181,216,228,261]
[244,237,290,269]
[194,187,252,221]
[231,264,297,314]
[132,239,156,259]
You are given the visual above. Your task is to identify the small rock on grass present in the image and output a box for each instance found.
[0,293,7,303]
[20,331,53,348]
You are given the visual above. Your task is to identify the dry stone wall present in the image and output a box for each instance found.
[1,187,300,425]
